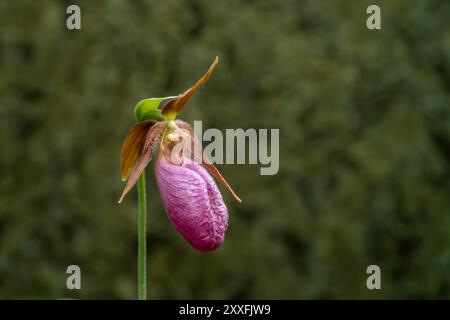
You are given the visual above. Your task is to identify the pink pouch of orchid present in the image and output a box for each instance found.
[155,156,228,251]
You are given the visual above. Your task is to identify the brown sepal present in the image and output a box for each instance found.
[161,57,219,118]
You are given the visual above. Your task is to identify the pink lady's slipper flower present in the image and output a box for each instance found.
[118,57,241,252]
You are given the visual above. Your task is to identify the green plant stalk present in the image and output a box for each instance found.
[137,172,147,300]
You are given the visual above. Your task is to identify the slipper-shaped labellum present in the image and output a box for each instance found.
[119,57,241,251]
[155,155,228,251]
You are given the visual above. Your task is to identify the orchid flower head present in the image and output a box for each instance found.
[119,57,241,251]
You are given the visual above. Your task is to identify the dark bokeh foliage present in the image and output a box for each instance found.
[0,0,449,299]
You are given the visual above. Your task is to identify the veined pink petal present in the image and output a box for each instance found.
[155,156,228,251]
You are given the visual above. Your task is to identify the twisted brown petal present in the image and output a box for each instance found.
[174,120,242,203]
[118,121,167,203]
[120,120,155,182]
[202,160,242,203]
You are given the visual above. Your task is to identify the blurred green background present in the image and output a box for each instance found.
[0,0,449,299]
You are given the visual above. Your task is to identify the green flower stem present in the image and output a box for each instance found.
[137,172,147,300]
